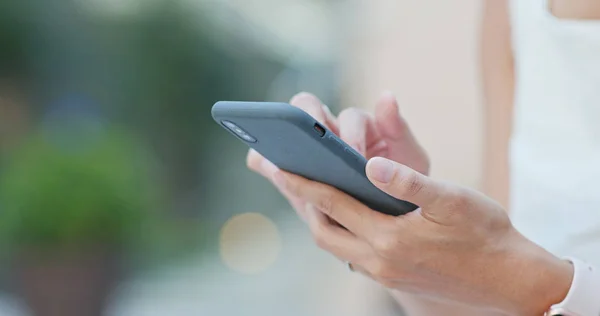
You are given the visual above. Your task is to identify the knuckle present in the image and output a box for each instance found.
[411,254,429,271]
[314,191,336,217]
[368,260,394,280]
[397,169,424,198]
[290,92,322,109]
[338,107,365,121]
[372,235,399,257]
[444,187,470,211]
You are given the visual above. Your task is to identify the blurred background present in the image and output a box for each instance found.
[0,0,481,315]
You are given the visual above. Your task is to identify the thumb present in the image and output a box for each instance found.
[366,157,445,209]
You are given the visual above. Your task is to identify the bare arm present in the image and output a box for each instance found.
[481,0,514,209]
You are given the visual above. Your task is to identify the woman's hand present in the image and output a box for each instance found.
[246,91,429,221]
[268,157,573,315]
[330,90,429,175]
[246,91,572,314]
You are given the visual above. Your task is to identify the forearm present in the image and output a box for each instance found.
[482,125,511,209]
[481,0,514,209]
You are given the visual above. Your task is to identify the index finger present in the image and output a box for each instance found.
[273,170,393,239]
[289,92,339,135]
[337,108,382,157]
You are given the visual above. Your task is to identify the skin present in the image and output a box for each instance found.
[246,0,600,312]
[278,157,573,315]
[482,0,600,207]
[481,0,514,210]
[391,0,517,313]
[247,92,572,315]
[247,91,429,223]
[548,0,600,19]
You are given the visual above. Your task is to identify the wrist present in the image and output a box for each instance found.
[499,232,573,315]
[523,253,573,315]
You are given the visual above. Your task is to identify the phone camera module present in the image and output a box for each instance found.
[222,121,257,143]
[222,121,236,130]
[240,133,257,143]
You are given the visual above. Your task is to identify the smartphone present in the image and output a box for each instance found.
[211,101,417,216]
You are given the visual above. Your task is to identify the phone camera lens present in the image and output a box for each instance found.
[222,120,257,143]
[223,121,236,129]
[241,133,257,143]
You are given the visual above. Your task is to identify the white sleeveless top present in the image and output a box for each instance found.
[509,0,600,265]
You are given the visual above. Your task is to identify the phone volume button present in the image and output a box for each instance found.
[327,135,345,149]
[344,147,363,162]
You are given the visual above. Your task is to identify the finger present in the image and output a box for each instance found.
[290,92,339,135]
[338,108,371,156]
[305,203,372,263]
[368,139,389,158]
[290,92,326,122]
[273,170,391,237]
[373,91,429,173]
[258,155,310,221]
[246,149,266,176]
[284,191,308,222]
[366,157,445,209]
[321,104,339,135]
[247,149,279,182]
[246,149,309,221]
[374,91,414,143]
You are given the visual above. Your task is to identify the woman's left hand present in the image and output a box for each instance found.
[268,157,573,315]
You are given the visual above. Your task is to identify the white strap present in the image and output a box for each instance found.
[549,257,600,316]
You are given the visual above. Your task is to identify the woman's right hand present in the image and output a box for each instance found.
[246,91,430,221]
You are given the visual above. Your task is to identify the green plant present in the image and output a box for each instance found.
[0,127,162,252]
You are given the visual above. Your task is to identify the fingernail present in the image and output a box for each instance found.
[381,90,396,99]
[290,92,317,106]
[322,104,333,116]
[273,171,287,189]
[368,157,395,183]
[381,90,399,111]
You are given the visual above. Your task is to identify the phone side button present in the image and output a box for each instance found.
[343,148,363,163]
[327,135,345,150]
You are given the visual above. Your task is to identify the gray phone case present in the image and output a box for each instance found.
[211,101,417,216]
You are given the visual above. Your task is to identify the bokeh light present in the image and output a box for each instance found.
[219,213,282,275]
